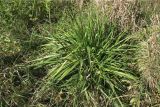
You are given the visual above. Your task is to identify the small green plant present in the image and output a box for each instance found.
[1,0,160,106]
[31,7,138,106]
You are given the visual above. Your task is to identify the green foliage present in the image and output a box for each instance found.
[0,0,160,107]
[0,0,75,55]
[0,0,75,106]
[31,7,138,106]
[0,32,21,56]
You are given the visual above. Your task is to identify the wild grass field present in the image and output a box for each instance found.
[0,0,160,107]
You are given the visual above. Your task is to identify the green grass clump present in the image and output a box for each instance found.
[1,1,160,107]
[31,7,138,106]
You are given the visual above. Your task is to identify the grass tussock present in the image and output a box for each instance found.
[30,7,138,106]
[0,0,160,107]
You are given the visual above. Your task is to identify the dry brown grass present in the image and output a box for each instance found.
[87,0,160,32]
[136,26,160,106]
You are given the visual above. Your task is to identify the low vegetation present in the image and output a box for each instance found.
[0,0,160,107]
